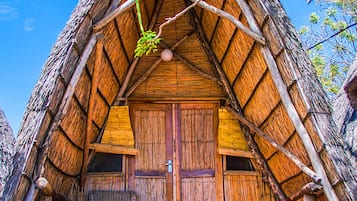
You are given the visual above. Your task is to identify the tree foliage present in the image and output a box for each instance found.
[299,0,356,96]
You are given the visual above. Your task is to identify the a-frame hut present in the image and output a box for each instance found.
[3,0,356,200]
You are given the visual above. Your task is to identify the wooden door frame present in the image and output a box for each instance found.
[127,101,223,201]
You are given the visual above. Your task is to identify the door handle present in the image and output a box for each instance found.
[164,160,173,173]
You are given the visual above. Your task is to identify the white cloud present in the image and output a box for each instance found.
[0,2,18,21]
[24,18,35,32]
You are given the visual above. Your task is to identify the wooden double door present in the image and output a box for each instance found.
[129,103,221,201]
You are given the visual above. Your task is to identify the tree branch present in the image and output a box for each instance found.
[307,22,357,50]
[155,0,201,39]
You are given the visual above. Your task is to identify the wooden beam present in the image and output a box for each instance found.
[81,34,104,186]
[115,58,140,104]
[234,0,338,200]
[89,143,138,155]
[104,0,122,17]
[35,177,54,196]
[124,32,192,97]
[33,34,98,185]
[190,0,265,45]
[185,3,240,111]
[217,147,254,158]
[225,106,321,182]
[289,182,322,201]
[241,125,287,200]
[93,0,135,32]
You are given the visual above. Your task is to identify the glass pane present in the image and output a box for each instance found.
[226,156,255,171]
[88,153,123,172]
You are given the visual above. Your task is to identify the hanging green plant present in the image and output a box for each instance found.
[134,0,161,57]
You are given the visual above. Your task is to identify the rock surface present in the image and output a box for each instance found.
[0,108,15,197]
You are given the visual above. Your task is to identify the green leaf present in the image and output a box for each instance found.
[309,12,320,24]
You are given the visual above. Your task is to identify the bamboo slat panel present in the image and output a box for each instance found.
[319,149,340,184]
[201,0,224,40]
[43,161,80,200]
[85,174,125,191]
[289,84,309,119]
[262,21,284,56]
[74,16,93,53]
[176,34,216,75]
[134,109,167,171]
[143,0,155,23]
[181,177,216,201]
[258,104,295,152]
[268,152,301,183]
[103,20,129,83]
[218,108,248,151]
[97,53,120,104]
[176,60,223,97]
[74,68,91,111]
[221,18,255,84]
[131,58,223,98]
[60,97,86,148]
[48,129,83,176]
[275,52,295,86]
[281,172,311,198]
[180,107,215,170]
[115,10,139,59]
[303,117,323,151]
[135,178,166,201]
[285,133,310,165]
[89,0,110,24]
[224,174,261,201]
[101,106,135,146]
[247,0,266,26]
[92,93,110,128]
[233,46,267,107]
[60,46,79,84]
[156,0,191,45]
[210,2,239,62]
[48,77,66,114]
[243,72,280,126]
[254,107,294,158]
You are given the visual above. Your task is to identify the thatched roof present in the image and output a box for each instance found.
[333,58,357,199]
[4,0,356,200]
[0,107,14,197]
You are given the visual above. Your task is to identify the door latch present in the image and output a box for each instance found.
[164,160,173,173]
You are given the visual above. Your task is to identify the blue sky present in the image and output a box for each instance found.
[0,0,318,135]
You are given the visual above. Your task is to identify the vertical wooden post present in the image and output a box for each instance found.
[234,0,338,200]
[214,103,224,201]
[81,33,104,187]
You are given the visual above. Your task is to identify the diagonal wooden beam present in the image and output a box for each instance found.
[225,106,321,183]
[93,0,135,32]
[159,42,223,86]
[185,3,240,111]
[81,34,104,186]
[190,0,265,45]
[124,32,192,97]
[234,0,338,200]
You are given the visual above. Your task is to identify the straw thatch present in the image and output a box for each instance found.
[0,107,14,197]
[3,0,356,200]
[333,58,357,199]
